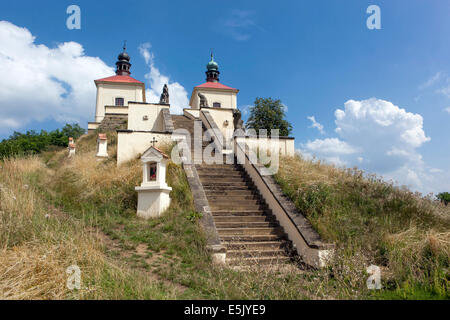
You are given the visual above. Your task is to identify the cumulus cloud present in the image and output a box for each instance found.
[0,21,113,135]
[304,138,356,155]
[307,116,325,134]
[300,98,448,194]
[139,43,188,114]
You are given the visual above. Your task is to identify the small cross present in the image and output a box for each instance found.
[151,137,158,147]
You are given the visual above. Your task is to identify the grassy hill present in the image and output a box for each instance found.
[0,132,448,299]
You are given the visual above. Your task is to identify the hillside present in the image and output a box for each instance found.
[0,132,448,299]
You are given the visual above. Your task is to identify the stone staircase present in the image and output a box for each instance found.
[173,115,295,266]
[98,114,127,131]
[197,164,293,266]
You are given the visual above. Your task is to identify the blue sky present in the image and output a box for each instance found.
[1,0,449,194]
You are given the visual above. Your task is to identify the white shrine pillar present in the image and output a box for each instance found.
[68,142,76,158]
[96,133,108,158]
[135,146,172,219]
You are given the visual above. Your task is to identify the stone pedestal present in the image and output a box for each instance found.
[96,134,108,158]
[68,143,76,157]
[135,185,172,219]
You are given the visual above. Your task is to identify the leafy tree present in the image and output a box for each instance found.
[0,123,85,159]
[436,192,450,206]
[245,97,293,136]
[61,124,85,140]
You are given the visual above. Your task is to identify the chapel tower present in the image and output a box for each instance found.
[115,43,131,76]
[88,44,145,129]
[205,52,220,83]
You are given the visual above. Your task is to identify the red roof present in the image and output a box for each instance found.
[195,82,236,90]
[95,75,143,84]
[152,146,169,159]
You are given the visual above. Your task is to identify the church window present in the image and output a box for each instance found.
[213,102,221,108]
[115,97,124,106]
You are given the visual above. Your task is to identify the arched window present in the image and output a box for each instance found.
[213,102,221,108]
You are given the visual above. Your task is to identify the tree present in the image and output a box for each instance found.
[60,123,85,140]
[436,192,450,206]
[245,97,292,136]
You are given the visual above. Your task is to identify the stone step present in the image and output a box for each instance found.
[197,170,244,176]
[226,256,291,266]
[200,177,245,183]
[226,249,287,258]
[210,203,263,211]
[224,241,286,250]
[203,185,251,191]
[213,215,271,223]
[217,227,284,236]
[197,171,243,177]
[197,174,245,181]
[201,181,249,187]
[219,234,281,242]
[212,210,266,216]
[215,221,278,228]
[205,190,256,196]
[206,194,258,201]
[196,164,237,169]
[210,199,262,205]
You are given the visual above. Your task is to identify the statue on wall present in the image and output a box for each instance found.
[159,84,169,104]
[198,92,209,108]
[233,109,244,131]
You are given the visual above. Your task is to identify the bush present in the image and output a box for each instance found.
[0,124,85,159]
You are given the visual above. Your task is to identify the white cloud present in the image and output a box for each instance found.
[300,98,448,194]
[139,43,188,114]
[436,85,450,98]
[303,138,356,155]
[219,10,259,41]
[307,116,325,134]
[0,21,114,134]
[444,107,450,114]
[419,72,442,90]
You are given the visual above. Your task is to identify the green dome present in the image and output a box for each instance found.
[206,54,219,71]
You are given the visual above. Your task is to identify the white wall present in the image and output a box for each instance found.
[190,88,237,109]
[127,103,169,131]
[95,82,145,122]
[117,131,174,165]
[104,106,128,115]
[202,108,235,147]
[235,136,295,156]
[183,108,200,119]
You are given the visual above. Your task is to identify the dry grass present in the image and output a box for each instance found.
[2,133,448,299]
[275,153,450,298]
[0,149,171,299]
[0,156,103,299]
